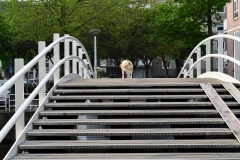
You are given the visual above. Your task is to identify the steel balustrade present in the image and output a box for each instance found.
[178,34,240,78]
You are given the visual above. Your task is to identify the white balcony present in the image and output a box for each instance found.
[224,19,227,31]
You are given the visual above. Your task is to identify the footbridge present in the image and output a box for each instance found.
[1,34,240,159]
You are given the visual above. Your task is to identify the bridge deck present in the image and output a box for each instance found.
[62,78,227,86]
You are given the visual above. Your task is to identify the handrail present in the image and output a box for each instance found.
[177,34,240,78]
[183,54,240,81]
[0,55,91,143]
[0,35,93,96]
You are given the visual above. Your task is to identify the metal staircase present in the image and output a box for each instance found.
[9,78,240,159]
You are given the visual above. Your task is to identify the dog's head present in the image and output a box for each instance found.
[120,60,131,69]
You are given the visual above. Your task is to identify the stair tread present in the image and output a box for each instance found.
[57,78,224,87]
[12,152,240,159]
[44,101,239,107]
[54,88,228,93]
[44,102,215,107]
[27,128,231,136]
[6,78,240,159]
[49,95,232,100]
[39,109,221,116]
[19,139,240,149]
[34,118,225,125]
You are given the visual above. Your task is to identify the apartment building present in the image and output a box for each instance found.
[225,0,240,77]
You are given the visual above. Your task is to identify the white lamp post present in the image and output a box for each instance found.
[90,29,101,78]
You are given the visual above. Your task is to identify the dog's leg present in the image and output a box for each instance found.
[122,69,124,79]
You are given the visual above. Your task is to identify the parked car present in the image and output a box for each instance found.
[0,80,10,106]
[24,79,38,86]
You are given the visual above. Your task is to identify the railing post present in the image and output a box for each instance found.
[78,48,83,77]
[38,41,46,104]
[84,59,88,79]
[196,47,201,77]
[189,58,193,78]
[218,33,223,73]
[14,58,24,140]
[72,41,78,74]
[234,31,240,80]
[64,34,70,76]
[54,33,60,85]
[206,41,211,72]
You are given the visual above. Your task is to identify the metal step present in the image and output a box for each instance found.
[49,95,232,100]
[53,88,228,94]
[27,128,232,137]
[19,139,240,149]
[33,118,225,125]
[56,78,224,88]
[44,101,239,108]
[8,78,240,160]
[39,109,240,116]
[11,153,240,159]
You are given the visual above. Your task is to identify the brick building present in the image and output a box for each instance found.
[225,0,240,76]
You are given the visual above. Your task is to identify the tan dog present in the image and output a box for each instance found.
[120,60,133,78]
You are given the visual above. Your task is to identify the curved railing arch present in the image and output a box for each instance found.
[0,56,91,143]
[183,54,240,83]
[0,35,94,96]
[177,34,240,78]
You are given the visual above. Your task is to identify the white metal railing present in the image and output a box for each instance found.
[183,54,240,83]
[0,94,8,111]
[177,34,240,79]
[0,55,91,143]
[0,34,93,144]
[8,93,40,112]
[4,74,79,160]
[0,35,93,96]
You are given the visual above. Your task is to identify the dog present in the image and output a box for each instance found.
[120,60,133,78]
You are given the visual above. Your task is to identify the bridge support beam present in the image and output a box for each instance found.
[38,41,46,104]
[218,33,223,73]
[206,41,211,72]
[196,47,201,77]
[14,58,24,140]
[234,32,240,81]
[54,33,60,85]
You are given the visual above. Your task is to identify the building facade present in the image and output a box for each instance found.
[225,0,240,77]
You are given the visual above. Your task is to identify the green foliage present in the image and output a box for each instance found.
[154,1,205,60]
[0,0,231,78]
[0,74,4,80]
[172,0,231,37]
[97,69,106,78]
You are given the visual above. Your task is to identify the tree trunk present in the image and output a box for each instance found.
[145,65,149,78]
[161,56,169,78]
[175,59,184,77]
[207,8,214,71]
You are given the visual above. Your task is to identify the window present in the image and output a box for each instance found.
[215,51,228,69]
[46,62,49,73]
[234,0,238,19]
[162,60,171,69]
[216,41,226,50]
[216,23,224,31]
[217,6,225,13]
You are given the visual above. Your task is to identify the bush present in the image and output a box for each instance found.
[97,69,106,78]
[0,74,4,80]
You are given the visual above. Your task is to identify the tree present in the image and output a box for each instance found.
[97,0,156,77]
[154,1,206,75]
[172,0,231,71]
[1,0,135,76]
[173,0,230,37]
[0,14,15,72]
